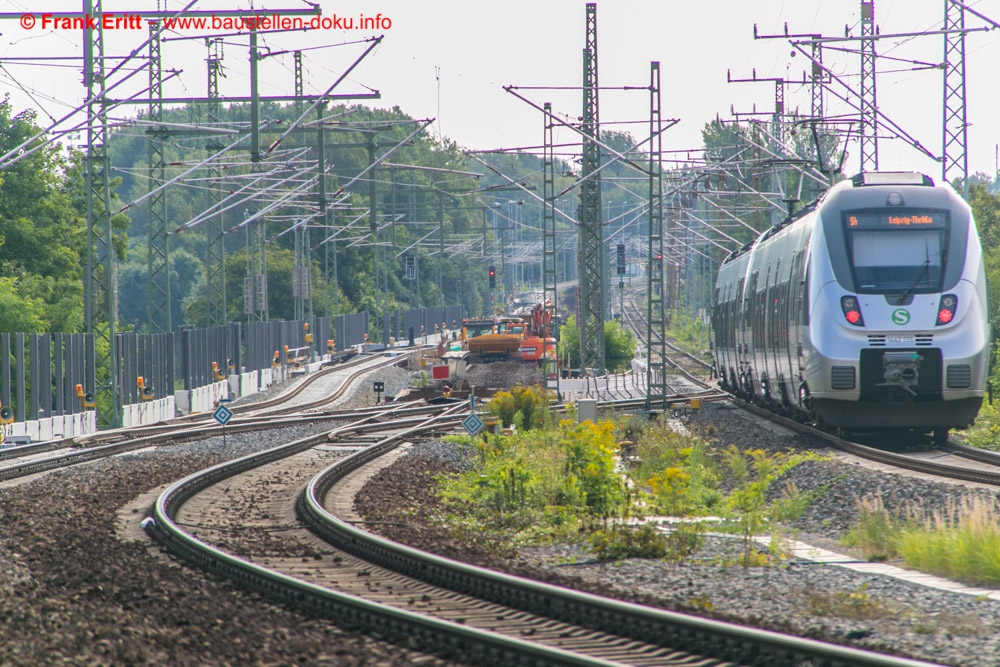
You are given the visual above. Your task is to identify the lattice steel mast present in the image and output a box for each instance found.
[943,0,968,193]
[146,18,170,334]
[83,0,119,426]
[578,2,605,376]
[646,62,667,410]
[860,0,879,171]
[542,102,559,392]
[205,37,227,327]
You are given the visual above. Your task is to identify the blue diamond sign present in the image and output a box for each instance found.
[462,412,484,436]
[213,404,233,426]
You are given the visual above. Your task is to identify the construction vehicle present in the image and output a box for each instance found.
[461,317,524,361]
[519,303,557,364]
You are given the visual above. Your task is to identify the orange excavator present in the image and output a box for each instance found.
[462,317,523,361]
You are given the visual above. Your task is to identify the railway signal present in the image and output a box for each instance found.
[616,244,626,275]
[488,266,496,288]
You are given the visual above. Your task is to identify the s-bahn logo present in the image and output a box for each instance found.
[891,309,911,325]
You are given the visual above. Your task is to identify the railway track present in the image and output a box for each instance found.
[0,335,970,664]
[619,286,1000,489]
[0,352,414,482]
[142,394,943,667]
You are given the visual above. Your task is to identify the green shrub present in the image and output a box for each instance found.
[962,398,1000,451]
[487,384,553,430]
[588,523,668,561]
[435,419,632,549]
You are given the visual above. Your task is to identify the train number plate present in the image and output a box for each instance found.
[887,335,914,344]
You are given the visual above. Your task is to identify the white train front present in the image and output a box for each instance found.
[712,172,989,440]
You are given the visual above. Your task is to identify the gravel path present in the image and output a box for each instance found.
[355,403,1000,667]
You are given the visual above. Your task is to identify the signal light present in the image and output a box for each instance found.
[138,377,154,401]
[840,295,865,327]
[212,361,226,381]
[327,339,335,353]
[936,294,958,326]
[488,266,496,288]
[0,403,12,424]
[76,384,96,409]
[273,351,282,367]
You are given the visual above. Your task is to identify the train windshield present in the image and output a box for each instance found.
[843,210,948,294]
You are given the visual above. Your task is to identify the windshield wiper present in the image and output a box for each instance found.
[899,240,933,300]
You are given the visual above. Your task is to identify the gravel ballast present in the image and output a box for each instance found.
[355,403,1000,667]
[0,375,453,665]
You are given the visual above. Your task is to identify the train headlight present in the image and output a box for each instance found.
[841,295,865,326]
[936,294,958,325]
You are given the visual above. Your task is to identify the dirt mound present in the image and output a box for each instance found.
[456,360,543,390]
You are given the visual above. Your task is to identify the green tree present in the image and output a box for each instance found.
[558,315,636,372]
[0,98,105,332]
[0,277,45,332]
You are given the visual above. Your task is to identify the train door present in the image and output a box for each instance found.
[727,281,738,382]
[759,265,772,401]
[713,285,724,376]
[785,251,801,403]
[768,260,782,403]
[736,275,748,369]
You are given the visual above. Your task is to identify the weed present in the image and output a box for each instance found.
[771,481,815,522]
[807,584,889,621]
[687,594,714,612]
[908,612,986,637]
[897,496,1000,586]
[487,385,554,431]
[721,444,749,487]
[841,494,901,561]
[647,467,690,516]
[633,426,719,512]
[588,523,667,561]
[664,522,705,564]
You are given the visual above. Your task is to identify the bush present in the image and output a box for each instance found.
[632,420,720,513]
[435,419,631,549]
[486,384,553,430]
[588,523,668,561]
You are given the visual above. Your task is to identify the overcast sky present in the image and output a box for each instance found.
[4,0,1000,178]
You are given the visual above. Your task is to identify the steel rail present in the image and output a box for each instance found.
[0,358,418,480]
[622,287,714,373]
[145,411,644,667]
[620,287,1000,486]
[734,399,1000,487]
[296,411,941,667]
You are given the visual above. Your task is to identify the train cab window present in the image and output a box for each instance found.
[843,210,948,294]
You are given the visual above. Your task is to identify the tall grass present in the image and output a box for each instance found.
[841,494,900,561]
[897,497,1000,585]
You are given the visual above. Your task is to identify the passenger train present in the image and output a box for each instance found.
[712,172,989,441]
